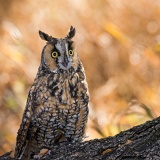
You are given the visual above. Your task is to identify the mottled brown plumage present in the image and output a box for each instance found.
[14,26,89,159]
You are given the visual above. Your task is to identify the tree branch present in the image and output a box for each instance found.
[1,116,160,160]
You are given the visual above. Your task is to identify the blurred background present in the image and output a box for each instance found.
[1,0,160,157]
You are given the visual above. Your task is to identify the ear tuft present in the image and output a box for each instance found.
[66,26,76,40]
[39,30,52,41]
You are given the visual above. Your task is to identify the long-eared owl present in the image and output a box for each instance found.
[14,26,89,159]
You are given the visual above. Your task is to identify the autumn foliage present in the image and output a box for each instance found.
[0,0,160,156]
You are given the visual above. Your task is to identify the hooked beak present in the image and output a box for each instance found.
[62,55,68,68]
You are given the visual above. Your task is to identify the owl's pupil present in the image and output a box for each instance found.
[51,52,58,58]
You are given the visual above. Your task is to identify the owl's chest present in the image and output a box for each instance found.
[32,77,80,125]
[29,72,89,146]
[32,71,88,119]
[30,80,83,144]
[38,77,78,106]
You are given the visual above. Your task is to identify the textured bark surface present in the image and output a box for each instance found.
[1,116,160,160]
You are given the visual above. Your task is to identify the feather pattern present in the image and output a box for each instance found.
[14,26,89,159]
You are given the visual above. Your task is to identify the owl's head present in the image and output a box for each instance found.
[39,26,79,72]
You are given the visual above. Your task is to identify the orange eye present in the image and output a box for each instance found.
[51,52,58,58]
[68,50,74,56]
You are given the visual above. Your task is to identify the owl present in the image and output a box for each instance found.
[14,26,89,159]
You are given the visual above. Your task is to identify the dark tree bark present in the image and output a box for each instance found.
[1,116,160,160]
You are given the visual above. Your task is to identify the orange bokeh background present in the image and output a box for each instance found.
[1,0,160,156]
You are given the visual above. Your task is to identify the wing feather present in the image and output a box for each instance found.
[14,87,36,158]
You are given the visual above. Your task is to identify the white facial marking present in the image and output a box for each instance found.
[55,42,63,54]
[55,40,73,70]
[65,43,69,55]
